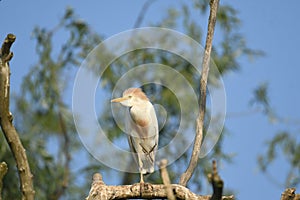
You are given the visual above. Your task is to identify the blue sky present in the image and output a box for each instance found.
[1,0,300,199]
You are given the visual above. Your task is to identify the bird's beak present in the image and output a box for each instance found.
[111,97,128,103]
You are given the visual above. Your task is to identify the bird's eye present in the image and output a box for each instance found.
[128,95,132,98]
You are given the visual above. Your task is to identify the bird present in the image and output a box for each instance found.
[111,88,159,183]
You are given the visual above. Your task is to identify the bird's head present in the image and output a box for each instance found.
[111,88,149,107]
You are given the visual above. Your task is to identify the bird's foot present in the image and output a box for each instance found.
[130,182,153,195]
[139,182,153,195]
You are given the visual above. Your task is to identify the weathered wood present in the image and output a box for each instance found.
[0,34,35,200]
[179,0,220,187]
[0,162,8,200]
[86,173,234,200]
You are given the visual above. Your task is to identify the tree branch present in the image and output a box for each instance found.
[0,34,35,200]
[133,0,157,28]
[179,0,220,186]
[0,34,15,63]
[159,159,175,200]
[280,188,300,200]
[86,173,234,200]
[0,162,8,200]
[208,160,224,200]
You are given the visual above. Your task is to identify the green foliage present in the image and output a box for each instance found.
[1,7,102,199]
[258,131,300,187]
[252,84,300,187]
[0,132,22,199]
[250,82,271,114]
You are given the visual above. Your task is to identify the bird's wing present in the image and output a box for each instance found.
[138,104,158,173]
[127,104,158,138]
[125,104,159,174]
[125,108,135,151]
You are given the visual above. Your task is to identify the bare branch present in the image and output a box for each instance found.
[0,33,15,63]
[159,159,175,200]
[86,173,106,200]
[179,0,220,186]
[280,188,300,200]
[208,160,224,200]
[0,34,35,200]
[86,173,234,200]
[0,162,8,200]
[133,0,157,28]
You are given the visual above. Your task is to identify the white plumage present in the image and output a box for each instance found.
[111,88,159,183]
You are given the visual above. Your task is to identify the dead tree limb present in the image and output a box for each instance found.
[179,0,220,186]
[0,34,35,200]
[281,188,300,200]
[208,160,224,200]
[86,173,234,200]
[159,159,175,200]
[0,162,8,200]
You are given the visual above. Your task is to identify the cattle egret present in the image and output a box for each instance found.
[111,88,159,183]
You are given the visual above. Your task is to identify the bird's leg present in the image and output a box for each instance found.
[137,154,144,183]
[140,172,144,183]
